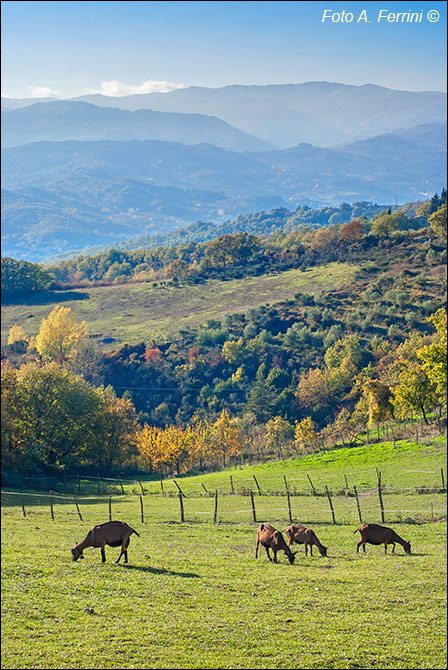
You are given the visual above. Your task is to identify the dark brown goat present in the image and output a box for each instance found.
[71,521,140,563]
[255,523,296,564]
[355,523,411,555]
[285,524,328,557]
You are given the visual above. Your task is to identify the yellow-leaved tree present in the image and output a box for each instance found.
[294,417,321,453]
[212,409,247,467]
[8,324,27,346]
[35,306,89,362]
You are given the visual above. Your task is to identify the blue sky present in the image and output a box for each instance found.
[1,1,446,98]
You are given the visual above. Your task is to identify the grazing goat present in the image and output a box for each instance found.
[255,523,296,564]
[71,521,140,564]
[355,523,411,555]
[285,524,328,557]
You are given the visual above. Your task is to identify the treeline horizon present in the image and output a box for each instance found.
[1,191,446,300]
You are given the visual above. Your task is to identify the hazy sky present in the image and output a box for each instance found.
[1,1,447,98]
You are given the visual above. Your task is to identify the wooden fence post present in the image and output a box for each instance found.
[325,485,336,525]
[344,474,349,494]
[119,481,125,495]
[353,485,362,524]
[283,475,293,523]
[286,489,293,524]
[178,491,185,522]
[173,480,185,497]
[214,489,218,523]
[109,495,112,521]
[441,468,445,491]
[49,491,54,520]
[201,483,208,494]
[140,495,144,523]
[160,474,164,495]
[249,490,257,523]
[21,495,26,517]
[377,472,385,523]
[139,481,145,496]
[230,476,234,495]
[307,474,317,495]
[73,496,83,521]
[253,475,262,495]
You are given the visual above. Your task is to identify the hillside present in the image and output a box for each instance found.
[2,122,445,261]
[0,262,358,346]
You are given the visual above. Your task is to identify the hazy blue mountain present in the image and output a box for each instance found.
[69,82,446,148]
[1,100,273,151]
[1,96,59,109]
[2,122,445,261]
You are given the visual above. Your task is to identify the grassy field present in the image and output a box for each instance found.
[2,440,446,669]
[1,262,358,346]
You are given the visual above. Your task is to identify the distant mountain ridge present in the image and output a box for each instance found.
[1,100,273,151]
[2,81,445,148]
[2,121,445,261]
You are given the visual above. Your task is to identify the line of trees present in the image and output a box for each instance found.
[2,302,446,476]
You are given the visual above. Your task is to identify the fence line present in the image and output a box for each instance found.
[2,488,446,526]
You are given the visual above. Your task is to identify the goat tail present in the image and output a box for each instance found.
[131,527,140,537]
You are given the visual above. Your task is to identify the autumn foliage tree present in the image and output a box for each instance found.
[35,306,89,362]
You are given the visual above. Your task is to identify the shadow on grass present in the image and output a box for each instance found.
[2,290,90,306]
[116,564,200,578]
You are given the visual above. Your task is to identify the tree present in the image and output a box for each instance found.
[212,409,247,467]
[2,362,100,470]
[370,211,407,238]
[428,204,447,240]
[265,416,294,459]
[136,425,165,473]
[7,325,28,353]
[1,256,53,298]
[342,219,364,242]
[417,308,447,406]
[294,417,320,453]
[361,379,394,426]
[91,387,138,468]
[35,306,89,362]
[393,362,437,424]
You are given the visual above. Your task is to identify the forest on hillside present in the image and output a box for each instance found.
[1,195,447,480]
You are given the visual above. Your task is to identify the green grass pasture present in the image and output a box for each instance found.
[1,262,358,346]
[2,440,447,669]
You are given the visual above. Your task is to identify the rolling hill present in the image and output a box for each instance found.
[1,100,272,151]
[1,121,445,261]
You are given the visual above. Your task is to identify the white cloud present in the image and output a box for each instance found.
[85,79,185,97]
[28,85,61,98]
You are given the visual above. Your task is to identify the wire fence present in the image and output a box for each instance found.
[2,483,446,527]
